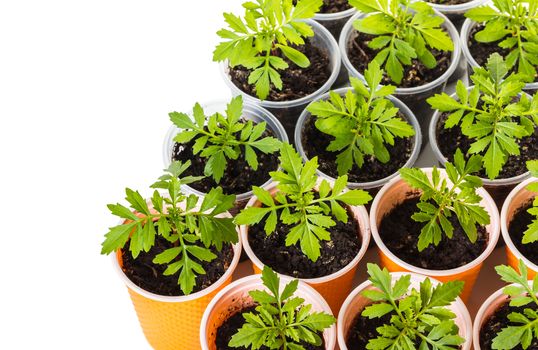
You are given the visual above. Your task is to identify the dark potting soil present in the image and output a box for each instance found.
[468,25,538,83]
[347,31,451,88]
[379,197,488,270]
[172,126,279,195]
[121,231,234,296]
[509,200,538,265]
[436,112,538,179]
[301,114,414,183]
[229,39,331,102]
[480,299,538,349]
[248,207,361,278]
[320,0,352,13]
[216,306,325,350]
[427,0,470,4]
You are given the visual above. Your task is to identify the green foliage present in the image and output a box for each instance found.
[427,53,538,179]
[399,149,490,251]
[349,0,453,84]
[306,62,415,176]
[229,266,336,349]
[235,143,372,261]
[523,160,538,244]
[491,260,538,349]
[465,0,538,79]
[214,0,323,100]
[170,96,281,184]
[101,161,238,295]
[360,263,464,350]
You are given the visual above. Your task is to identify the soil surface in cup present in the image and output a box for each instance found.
[216,305,325,350]
[229,39,331,102]
[509,200,538,265]
[301,114,414,183]
[379,197,488,270]
[427,0,470,4]
[468,25,538,83]
[480,299,538,349]
[347,31,451,88]
[320,0,352,13]
[172,125,279,195]
[121,231,234,296]
[248,206,361,278]
[436,113,538,179]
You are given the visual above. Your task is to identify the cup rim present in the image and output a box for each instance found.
[500,177,538,272]
[339,9,462,95]
[369,167,501,277]
[294,87,423,190]
[314,7,357,21]
[428,0,489,14]
[219,19,342,109]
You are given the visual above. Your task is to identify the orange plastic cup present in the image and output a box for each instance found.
[240,185,371,316]
[369,168,500,303]
[338,272,472,350]
[112,241,241,350]
[200,274,337,350]
[501,177,538,279]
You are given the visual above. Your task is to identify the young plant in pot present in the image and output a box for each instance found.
[501,160,538,278]
[338,263,472,350]
[213,0,341,138]
[235,143,372,313]
[295,61,420,196]
[473,259,538,349]
[369,150,500,302]
[340,0,461,140]
[428,53,538,207]
[164,96,285,216]
[200,266,337,350]
[101,161,241,350]
[462,0,538,94]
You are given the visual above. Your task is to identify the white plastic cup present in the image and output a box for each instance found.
[163,100,289,215]
[200,274,337,350]
[338,272,473,350]
[461,19,538,95]
[427,0,488,28]
[314,7,357,39]
[294,87,422,195]
[220,19,342,141]
[429,88,532,208]
[339,11,462,145]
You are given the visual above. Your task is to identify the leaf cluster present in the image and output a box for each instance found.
[101,161,238,295]
[360,263,465,350]
[491,260,538,349]
[349,0,454,84]
[399,149,490,251]
[465,0,538,78]
[170,96,281,184]
[427,53,538,179]
[523,160,538,244]
[235,143,372,261]
[229,266,335,350]
[306,62,415,176]
[213,0,323,99]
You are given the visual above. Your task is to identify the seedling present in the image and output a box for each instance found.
[360,263,465,349]
[399,149,490,251]
[100,161,238,295]
[214,0,323,100]
[523,160,538,244]
[491,260,538,349]
[229,266,336,349]
[348,0,454,84]
[235,143,372,261]
[170,96,282,184]
[427,53,538,179]
[306,62,415,176]
[465,0,538,79]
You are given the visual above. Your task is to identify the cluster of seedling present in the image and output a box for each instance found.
[101,0,538,348]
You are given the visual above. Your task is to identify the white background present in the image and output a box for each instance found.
[0,1,244,348]
[0,1,512,349]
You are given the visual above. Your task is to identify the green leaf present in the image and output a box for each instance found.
[278,45,310,68]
